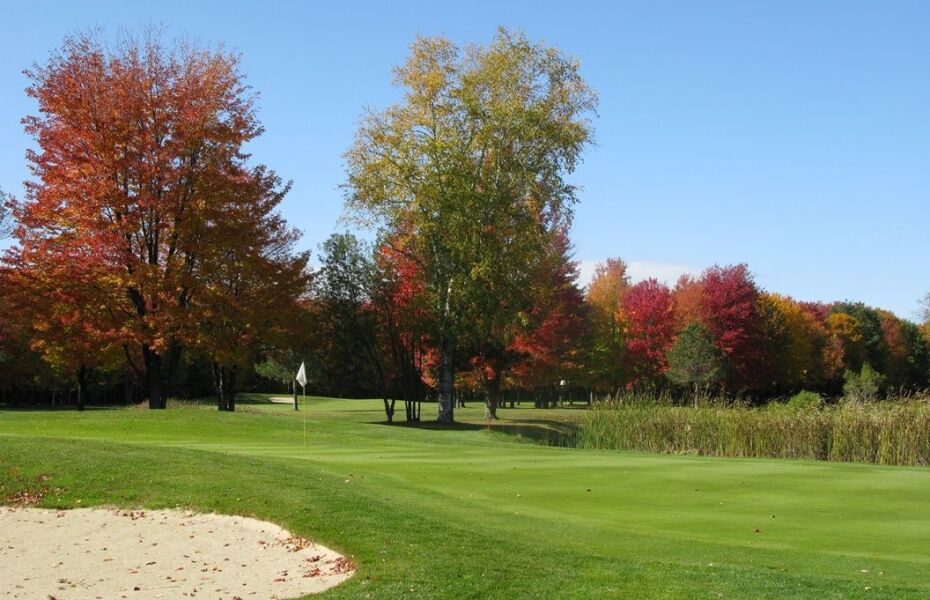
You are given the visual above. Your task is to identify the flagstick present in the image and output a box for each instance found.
[295,361,308,447]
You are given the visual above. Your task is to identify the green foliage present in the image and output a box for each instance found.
[665,323,725,400]
[316,233,375,304]
[831,302,889,373]
[344,28,597,420]
[579,398,930,465]
[900,319,930,388]
[787,390,824,410]
[309,233,382,397]
[254,355,295,387]
[843,363,886,402]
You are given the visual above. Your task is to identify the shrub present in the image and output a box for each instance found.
[843,363,886,402]
[787,390,823,410]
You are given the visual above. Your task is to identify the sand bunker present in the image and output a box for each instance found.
[268,397,296,404]
[0,506,354,599]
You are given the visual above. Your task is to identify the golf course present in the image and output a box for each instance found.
[2,397,928,599]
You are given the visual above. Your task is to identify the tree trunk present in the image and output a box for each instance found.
[123,376,134,405]
[483,378,500,420]
[149,368,164,409]
[484,396,498,420]
[225,366,237,412]
[75,365,88,412]
[146,350,166,409]
[383,398,396,423]
[437,340,455,423]
[213,363,237,411]
[212,362,223,411]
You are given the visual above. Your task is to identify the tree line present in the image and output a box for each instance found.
[1,29,927,419]
[282,234,930,419]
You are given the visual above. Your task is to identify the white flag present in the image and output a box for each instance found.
[295,361,307,387]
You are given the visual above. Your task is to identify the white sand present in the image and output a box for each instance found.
[268,397,296,404]
[0,506,354,600]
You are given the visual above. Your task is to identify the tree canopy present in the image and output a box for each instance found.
[666,323,726,405]
[344,28,597,422]
[7,30,307,409]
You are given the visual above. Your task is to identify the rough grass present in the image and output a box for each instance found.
[578,399,930,465]
[1,395,929,598]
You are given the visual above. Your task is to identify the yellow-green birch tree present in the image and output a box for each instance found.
[344,28,596,422]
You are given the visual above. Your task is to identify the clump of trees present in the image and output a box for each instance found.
[284,234,930,420]
[578,260,930,402]
[344,28,597,422]
[1,31,309,410]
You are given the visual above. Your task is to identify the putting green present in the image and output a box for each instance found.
[1,396,928,599]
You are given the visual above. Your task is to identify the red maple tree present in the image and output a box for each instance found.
[12,31,298,408]
[621,279,676,386]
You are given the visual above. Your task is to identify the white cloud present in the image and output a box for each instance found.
[627,260,698,286]
[576,259,599,288]
[576,259,698,289]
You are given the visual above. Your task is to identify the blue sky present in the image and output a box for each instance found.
[1,1,927,319]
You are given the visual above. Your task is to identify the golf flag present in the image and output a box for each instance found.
[296,361,308,446]
[295,362,307,387]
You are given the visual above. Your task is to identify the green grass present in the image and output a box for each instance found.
[2,395,929,598]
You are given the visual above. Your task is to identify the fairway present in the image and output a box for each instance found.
[1,398,929,599]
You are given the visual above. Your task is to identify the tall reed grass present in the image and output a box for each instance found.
[578,396,930,466]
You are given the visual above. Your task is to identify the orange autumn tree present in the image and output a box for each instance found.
[584,258,630,392]
[14,31,287,408]
[672,274,705,329]
[823,311,864,385]
[0,263,61,403]
[191,169,310,412]
[6,242,123,410]
[757,293,826,393]
[509,227,587,407]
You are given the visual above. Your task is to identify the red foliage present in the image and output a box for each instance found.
[371,241,435,394]
[508,228,587,391]
[621,279,676,384]
[8,32,303,407]
[692,264,771,392]
[672,274,705,329]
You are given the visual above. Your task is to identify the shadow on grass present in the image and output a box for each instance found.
[371,414,580,447]
[0,405,120,412]
[0,393,279,412]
